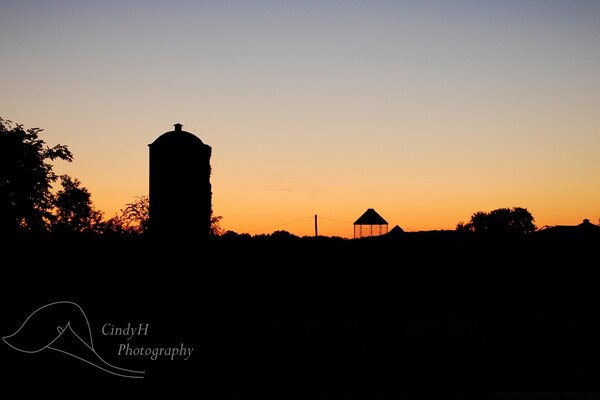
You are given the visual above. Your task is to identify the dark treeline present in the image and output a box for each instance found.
[4,229,600,399]
[3,118,600,399]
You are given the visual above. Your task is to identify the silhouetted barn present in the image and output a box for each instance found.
[149,123,212,238]
[536,219,600,239]
[354,208,388,238]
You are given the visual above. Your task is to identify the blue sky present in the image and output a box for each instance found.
[2,1,599,235]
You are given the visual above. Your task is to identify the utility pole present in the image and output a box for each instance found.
[314,214,318,237]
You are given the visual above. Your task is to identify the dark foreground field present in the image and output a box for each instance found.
[2,232,600,399]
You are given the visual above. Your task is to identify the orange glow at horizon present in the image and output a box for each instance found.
[2,1,599,237]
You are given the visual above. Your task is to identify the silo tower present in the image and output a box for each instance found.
[148,123,212,238]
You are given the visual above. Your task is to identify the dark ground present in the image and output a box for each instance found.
[2,232,600,399]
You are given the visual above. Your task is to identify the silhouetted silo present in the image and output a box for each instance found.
[149,123,212,238]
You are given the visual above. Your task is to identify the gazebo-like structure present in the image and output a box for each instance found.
[353,208,388,238]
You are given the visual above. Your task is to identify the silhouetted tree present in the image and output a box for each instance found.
[122,195,150,234]
[455,221,469,233]
[459,207,536,235]
[210,215,224,236]
[0,118,73,235]
[221,230,251,240]
[270,230,300,240]
[102,195,218,237]
[52,175,102,234]
[97,195,150,236]
[99,214,131,236]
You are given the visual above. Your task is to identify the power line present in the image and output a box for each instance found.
[318,216,353,225]
[247,216,314,233]
[247,214,353,234]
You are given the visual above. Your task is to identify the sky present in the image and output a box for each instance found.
[1,0,599,237]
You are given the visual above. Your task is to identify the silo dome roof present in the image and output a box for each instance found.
[150,123,205,146]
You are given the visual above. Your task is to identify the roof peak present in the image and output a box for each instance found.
[149,124,209,147]
[354,208,388,225]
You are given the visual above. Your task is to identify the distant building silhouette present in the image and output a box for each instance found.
[537,218,600,238]
[148,123,212,238]
[354,208,388,238]
[387,225,405,237]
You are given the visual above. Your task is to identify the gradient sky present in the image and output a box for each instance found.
[2,0,599,237]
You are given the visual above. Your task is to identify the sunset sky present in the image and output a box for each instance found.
[2,1,599,237]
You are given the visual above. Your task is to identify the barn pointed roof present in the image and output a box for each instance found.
[354,208,388,225]
[388,225,404,235]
